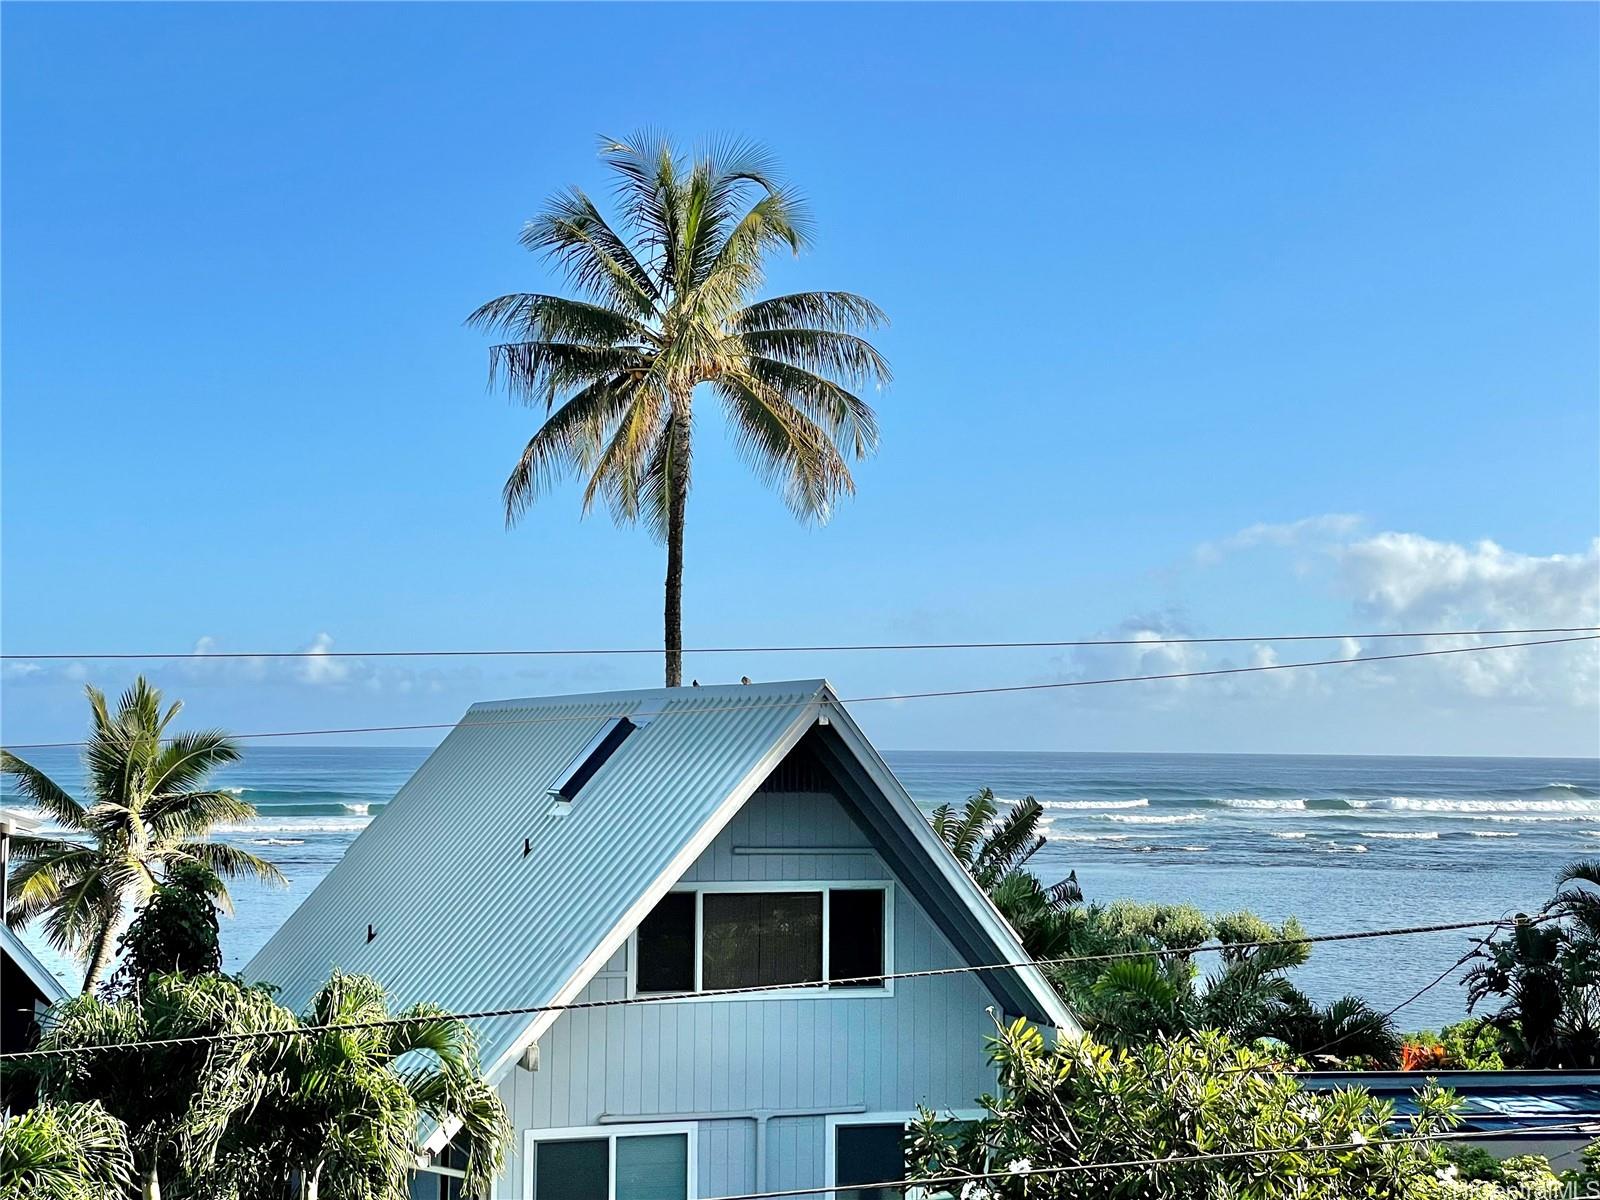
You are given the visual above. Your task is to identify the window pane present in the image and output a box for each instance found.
[703,892,822,990]
[836,1123,906,1199]
[533,1138,608,1200]
[637,892,696,993]
[828,890,885,987]
[616,1133,688,1200]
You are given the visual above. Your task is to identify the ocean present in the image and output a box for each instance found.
[5,745,1595,1029]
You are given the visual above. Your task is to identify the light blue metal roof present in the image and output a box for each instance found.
[243,679,1074,1113]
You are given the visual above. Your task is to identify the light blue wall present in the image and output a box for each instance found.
[494,785,1005,1198]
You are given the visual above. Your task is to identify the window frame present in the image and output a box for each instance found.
[521,1121,698,1200]
[824,1110,985,1195]
[627,881,895,1001]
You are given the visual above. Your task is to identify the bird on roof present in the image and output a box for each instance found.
[691,680,700,687]
[740,676,751,685]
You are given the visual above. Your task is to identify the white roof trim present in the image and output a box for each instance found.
[815,684,1081,1037]
[1,925,70,1002]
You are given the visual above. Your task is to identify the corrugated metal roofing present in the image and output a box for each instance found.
[243,679,1074,1097]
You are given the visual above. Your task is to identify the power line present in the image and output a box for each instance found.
[3,626,1594,661]
[0,916,1522,1062]
[4,633,1594,752]
[696,1123,1599,1200]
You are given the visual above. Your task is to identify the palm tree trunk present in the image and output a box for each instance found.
[81,916,118,994]
[663,407,689,688]
[141,1159,161,1200]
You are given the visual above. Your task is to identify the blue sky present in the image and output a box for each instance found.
[3,3,1596,756]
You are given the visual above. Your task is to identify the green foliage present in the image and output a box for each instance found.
[1464,904,1600,1069]
[1404,1018,1508,1071]
[905,1021,1462,1198]
[1259,988,1403,1067]
[2,678,285,993]
[19,970,512,1200]
[933,790,1081,959]
[0,1101,132,1200]
[109,862,224,997]
[1048,901,1312,1049]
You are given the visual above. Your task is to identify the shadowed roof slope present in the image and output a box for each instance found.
[243,680,1075,1116]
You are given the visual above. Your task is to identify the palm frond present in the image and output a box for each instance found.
[746,356,880,458]
[0,752,90,829]
[485,342,650,409]
[969,796,1047,886]
[147,791,258,842]
[737,291,888,334]
[465,292,652,345]
[171,842,287,890]
[501,374,651,524]
[520,188,659,317]
[716,375,852,521]
[146,731,241,800]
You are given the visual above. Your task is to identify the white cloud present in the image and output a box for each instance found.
[297,632,350,686]
[1194,514,1365,565]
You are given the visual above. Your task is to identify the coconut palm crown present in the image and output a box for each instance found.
[2,678,285,993]
[469,133,890,686]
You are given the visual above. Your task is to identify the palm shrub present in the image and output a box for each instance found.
[1259,988,1402,1068]
[203,971,511,1200]
[904,1021,1463,1198]
[1463,914,1600,1068]
[0,1101,133,1200]
[470,133,890,686]
[3,678,284,992]
[931,790,1081,959]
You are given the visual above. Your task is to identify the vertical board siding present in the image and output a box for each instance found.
[499,788,1003,1198]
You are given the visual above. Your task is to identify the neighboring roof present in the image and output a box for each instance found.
[244,680,1075,1143]
[1301,1070,1600,1137]
[1,925,70,1003]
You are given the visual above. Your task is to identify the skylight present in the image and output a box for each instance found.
[548,716,638,802]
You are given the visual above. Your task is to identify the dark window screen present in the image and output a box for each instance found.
[828,889,885,987]
[836,1123,907,1198]
[703,892,822,989]
[636,892,696,993]
[533,1138,608,1200]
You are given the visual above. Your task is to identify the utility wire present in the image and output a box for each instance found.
[4,626,1595,661]
[695,1122,1600,1200]
[4,633,1594,751]
[0,917,1526,1062]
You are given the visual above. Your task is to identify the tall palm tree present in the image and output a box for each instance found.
[2,678,284,993]
[469,133,890,686]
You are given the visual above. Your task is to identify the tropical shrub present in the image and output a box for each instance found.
[1402,1019,1508,1072]
[16,970,511,1200]
[0,1101,132,1200]
[904,1021,1463,1198]
[1259,988,1403,1067]
[108,861,225,997]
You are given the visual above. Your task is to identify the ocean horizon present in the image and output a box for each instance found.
[6,744,1595,1029]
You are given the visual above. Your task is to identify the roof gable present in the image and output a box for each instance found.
[243,679,1075,1115]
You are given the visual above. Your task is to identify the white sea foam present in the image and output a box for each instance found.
[1215,797,1307,811]
[1369,831,1440,840]
[215,818,370,834]
[1323,842,1369,854]
[249,837,307,847]
[1038,798,1149,811]
[1099,813,1207,825]
[1269,831,1310,840]
[1348,796,1600,815]
[1471,831,1519,838]
[1176,845,1211,852]
[341,802,371,815]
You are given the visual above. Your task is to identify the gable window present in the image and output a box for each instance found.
[633,884,891,997]
[526,1124,693,1200]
